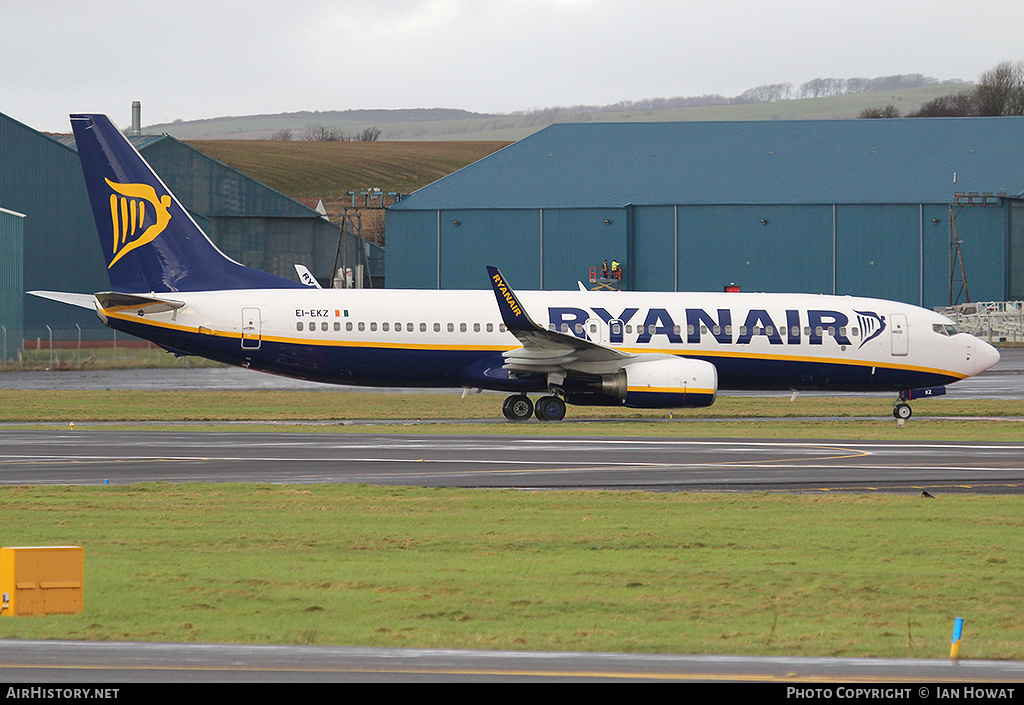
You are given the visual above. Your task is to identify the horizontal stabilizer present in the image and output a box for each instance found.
[94,292,185,314]
[27,290,97,310]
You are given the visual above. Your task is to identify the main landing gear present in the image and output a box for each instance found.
[502,394,566,422]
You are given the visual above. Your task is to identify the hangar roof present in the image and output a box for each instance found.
[391,118,1024,209]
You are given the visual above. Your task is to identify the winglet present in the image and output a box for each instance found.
[486,266,544,333]
[294,264,322,288]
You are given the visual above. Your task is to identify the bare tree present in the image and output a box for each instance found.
[799,77,848,98]
[906,91,978,117]
[975,60,1024,115]
[271,128,293,141]
[357,126,382,142]
[858,105,902,118]
[740,83,793,103]
[304,125,347,141]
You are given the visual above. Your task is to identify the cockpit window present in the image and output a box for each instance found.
[932,323,963,336]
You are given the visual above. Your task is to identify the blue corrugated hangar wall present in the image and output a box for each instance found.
[0,112,344,339]
[387,119,1024,308]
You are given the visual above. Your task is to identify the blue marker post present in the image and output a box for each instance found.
[950,617,964,659]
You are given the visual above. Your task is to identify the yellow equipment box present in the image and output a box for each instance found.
[0,546,84,616]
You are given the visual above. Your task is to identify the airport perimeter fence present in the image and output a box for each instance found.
[2,326,225,370]
[939,301,1024,345]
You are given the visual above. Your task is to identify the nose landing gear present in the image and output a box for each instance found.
[893,400,913,420]
[892,386,947,420]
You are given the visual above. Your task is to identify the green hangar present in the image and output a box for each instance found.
[385,119,1024,309]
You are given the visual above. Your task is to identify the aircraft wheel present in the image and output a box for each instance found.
[534,395,567,422]
[502,394,534,421]
[893,403,912,420]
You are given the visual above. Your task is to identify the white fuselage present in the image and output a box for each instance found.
[97,287,999,393]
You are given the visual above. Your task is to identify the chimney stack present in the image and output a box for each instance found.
[131,101,141,136]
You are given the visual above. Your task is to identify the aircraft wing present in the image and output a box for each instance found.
[486,266,633,373]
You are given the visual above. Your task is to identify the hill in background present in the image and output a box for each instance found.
[156,84,962,142]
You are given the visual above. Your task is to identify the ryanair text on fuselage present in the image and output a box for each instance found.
[548,306,886,349]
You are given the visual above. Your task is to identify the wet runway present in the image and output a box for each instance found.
[3,639,1024,683]
[2,430,1023,494]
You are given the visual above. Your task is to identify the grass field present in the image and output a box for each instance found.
[2,485,1023,659]
[1,389,1021,441]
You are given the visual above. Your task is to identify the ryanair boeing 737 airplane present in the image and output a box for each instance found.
[31,114,1000,421]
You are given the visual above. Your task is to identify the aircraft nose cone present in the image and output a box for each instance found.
[971,339,1001,376]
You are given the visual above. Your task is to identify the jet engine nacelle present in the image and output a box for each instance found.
[621,357,718,408]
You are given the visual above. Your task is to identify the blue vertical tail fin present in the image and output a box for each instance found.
[70,113,302,293]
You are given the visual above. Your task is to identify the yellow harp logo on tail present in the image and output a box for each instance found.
[105,178,173,268]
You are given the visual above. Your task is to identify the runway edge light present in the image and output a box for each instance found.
[950,617,964,659]
[0,546,84,617]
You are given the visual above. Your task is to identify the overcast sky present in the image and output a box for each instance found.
[6,0,1024,134]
